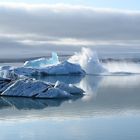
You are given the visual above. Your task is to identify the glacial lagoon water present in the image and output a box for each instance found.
[0,73,140,140]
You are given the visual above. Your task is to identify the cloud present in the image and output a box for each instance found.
[0,3,140,58]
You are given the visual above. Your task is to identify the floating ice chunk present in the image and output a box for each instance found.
[0,48,107,76]
[1,79,52,97]
[1,78,84,99]
[24,52,60,68]
[55,81,84,95]
[11,61,85,76]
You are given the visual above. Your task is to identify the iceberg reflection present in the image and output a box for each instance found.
[0,96,82,110]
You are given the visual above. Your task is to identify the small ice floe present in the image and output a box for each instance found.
[0,77,84,99]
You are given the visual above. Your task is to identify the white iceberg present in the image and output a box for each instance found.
[24,52,60,68]
[69,47,107,74]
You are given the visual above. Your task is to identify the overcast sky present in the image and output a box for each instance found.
[0,1,140,58]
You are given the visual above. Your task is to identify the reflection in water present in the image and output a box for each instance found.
[0,97,63,110]
[0,75,140,120]
[78,76,102,101]
[0,96,82,110]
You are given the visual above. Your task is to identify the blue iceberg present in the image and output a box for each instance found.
[0,77,84,99]
[0,48,107,78]
[24,52,60,68]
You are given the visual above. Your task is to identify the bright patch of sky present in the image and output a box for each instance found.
[0,0,139,11]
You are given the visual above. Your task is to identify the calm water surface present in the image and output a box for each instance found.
[0,73,140,140]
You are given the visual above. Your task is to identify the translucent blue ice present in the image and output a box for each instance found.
[24,52,60,68]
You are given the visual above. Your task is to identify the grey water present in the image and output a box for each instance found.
[0,72,140,140]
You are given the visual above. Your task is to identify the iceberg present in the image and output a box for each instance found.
[0,48,107,77]
[0,61,85,77]
[0,77,84,99]
[69,47,107,74]
[21,47,107,76]
[0,48,108,80]
[24,52,60,68]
